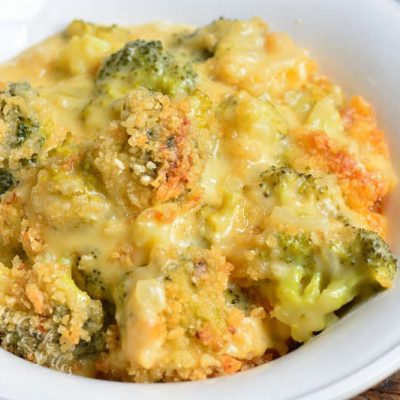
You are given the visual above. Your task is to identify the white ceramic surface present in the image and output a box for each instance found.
[0,0,399,399]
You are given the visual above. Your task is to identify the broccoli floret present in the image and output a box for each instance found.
[251,165,353,231]
[0,305,105,372]
[260,166,329,202]
[0,82,41,147]
[247,227,397,342]
[72,257,110,301]
[0,168,16,195]
[76,269,106,299]
[30,163,111,229]
[94,88,207,213]
[96,40,197,98]
[270,229,396,285]
[173,18,239,62]
[0,259,106,372]
[0,305,75,371]
[0,82,62,179]
[354,228,397,288]
[0,84,34,196]
[272,231,315,265]
[15,120,37,145]
[173,18,271,93]
[241,165,398,342]
[7,81,33,96]
[83,40,197,132]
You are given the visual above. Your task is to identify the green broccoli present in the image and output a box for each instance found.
[83,40,197,132]
[251,165,356,233]
[30,163,112,229]
[354,228,397,288]
[7,81,33,96]
[0,305,74,371]
[0,82,41,148]
[72,256,110,301]
[173,18,267,65]
[259,229,396,286]
[173,18,238,62]
[93,87,207,212]
[0,258,106,372]
[245,167,397,342]
[0,82,57,182]
[0,168,16,195]
[0,304,105,372]
[96,39,197,98]
[259,165,330,203]
[75,268,106,299]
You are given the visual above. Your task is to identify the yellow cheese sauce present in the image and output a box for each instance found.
[0,18,397,382]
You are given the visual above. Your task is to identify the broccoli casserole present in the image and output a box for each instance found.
[0,18,397,382]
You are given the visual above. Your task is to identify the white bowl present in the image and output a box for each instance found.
[1,0,400,399]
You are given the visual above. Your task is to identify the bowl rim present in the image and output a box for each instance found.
[2,332,400,400]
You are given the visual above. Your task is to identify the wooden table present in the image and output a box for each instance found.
[354,371,400,399]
